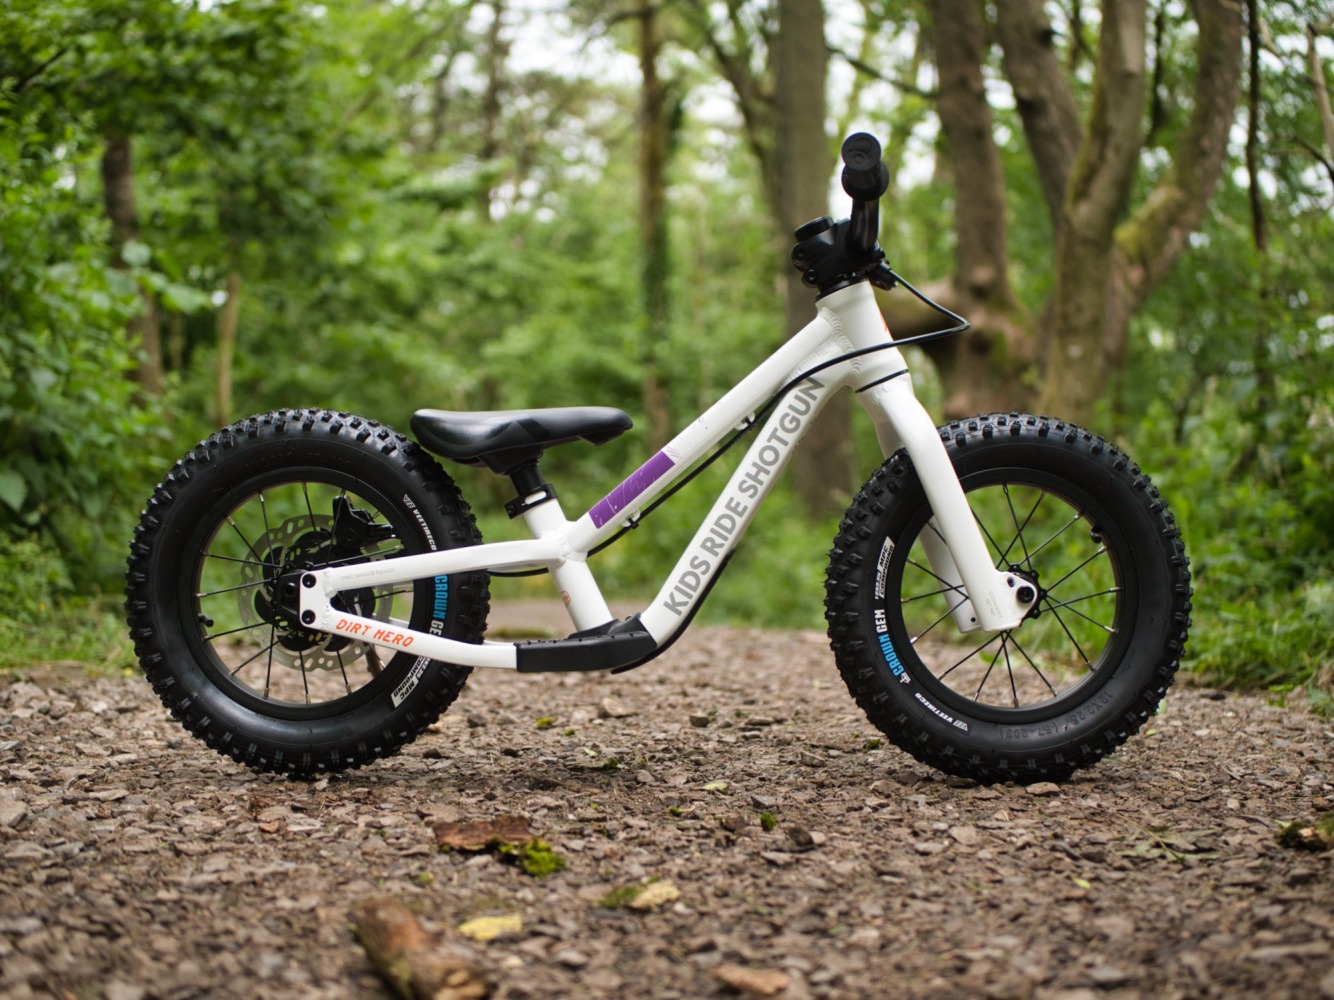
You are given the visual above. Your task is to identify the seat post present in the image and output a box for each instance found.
[504,461,557,519]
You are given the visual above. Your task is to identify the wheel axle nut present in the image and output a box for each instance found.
[1016,586,1036,604]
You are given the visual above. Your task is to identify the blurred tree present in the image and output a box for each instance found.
[679,0,852,514]
[867,0,1244,423]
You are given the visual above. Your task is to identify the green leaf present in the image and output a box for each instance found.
[121,240,152,267]
[0,470,28,512]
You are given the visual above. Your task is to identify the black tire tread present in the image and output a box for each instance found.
[824,412,1192,782]
[125,408,490,778]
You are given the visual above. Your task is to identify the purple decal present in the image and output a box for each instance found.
[589,450,676,528]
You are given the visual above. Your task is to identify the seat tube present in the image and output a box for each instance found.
[520,498,614,631]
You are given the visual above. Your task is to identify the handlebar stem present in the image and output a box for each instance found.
[790,213,887,297]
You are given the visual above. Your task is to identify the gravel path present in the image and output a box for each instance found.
[2,611,1332,1000]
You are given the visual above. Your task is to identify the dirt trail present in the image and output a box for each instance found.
[1,615,1332,999]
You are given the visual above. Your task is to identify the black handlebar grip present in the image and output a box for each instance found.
[841,132,889,202]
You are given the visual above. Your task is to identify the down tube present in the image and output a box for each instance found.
[638,373,844,643]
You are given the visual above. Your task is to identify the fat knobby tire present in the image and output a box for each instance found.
[124,409,490,778]
[825,412,1192,782]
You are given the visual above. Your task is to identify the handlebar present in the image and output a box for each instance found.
[790,132,892,294]
[841,133,889,200]
[842,133,889,256]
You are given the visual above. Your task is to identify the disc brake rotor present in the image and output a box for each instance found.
[237,514,387,672]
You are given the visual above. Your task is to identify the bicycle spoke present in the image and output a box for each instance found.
[227,636,281,677]
[1021,511,1084,564]
[204,621,278,642]
[302,481,317,531]
[1001,484,1038,571]
[336,648,353,697]
[1043,586,1120,610]
[1008,634,1059,697]
[1043,600,1095,670]
[298,647,311,705]
[937,631,1004,681]
[259,488,273,547]
[910,594,972,645]
[1042,545,1108,594]
[928,519,947,545]
[971,636,1004,700]
[225,517,266,565]
[905,557,968,601]
[203,552,281,570]
[1003,636,1020,707]
[1044,597,1116,634]
[901,583,970,606]
[196,578,266,600]
[323,545,404,568]
[972,512,1009,567]
[263,623,276,699]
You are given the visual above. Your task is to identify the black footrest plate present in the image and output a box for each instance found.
[514,615,657,673]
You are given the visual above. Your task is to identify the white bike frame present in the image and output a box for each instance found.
[299,281,1034,669]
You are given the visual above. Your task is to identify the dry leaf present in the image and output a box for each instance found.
[629,881,680,910]
[457,914,523,942]
[713,963,790,996]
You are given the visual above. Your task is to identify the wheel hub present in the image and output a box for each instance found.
[1009,565,1045,620]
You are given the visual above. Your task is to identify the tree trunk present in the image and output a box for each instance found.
[1308,19,1334,179]
[215,270,242,427]
[1228,0,1277,475]
[478,1,509,217]
[1039,0,1147,422]
[101,133,163,397]
[638,0,673,450]
[920,0,1032,420]
[995,0,1082,229]
[775,0,850,515]
[1102,0,1244,376]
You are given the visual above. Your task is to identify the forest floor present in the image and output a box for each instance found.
[1,604,1332,1000]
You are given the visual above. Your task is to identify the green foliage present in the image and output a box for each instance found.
[0,538,136,673]
[1134,383,1334,694]
[1126,127,1334,694]
[598,884,642,908]
[0,98,164,584]
[497,839,568,878]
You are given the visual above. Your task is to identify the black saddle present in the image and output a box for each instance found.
[411,407,632,474]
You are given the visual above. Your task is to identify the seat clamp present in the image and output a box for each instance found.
[505,484,559,519]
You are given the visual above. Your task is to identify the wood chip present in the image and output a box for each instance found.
[432,816,532,852]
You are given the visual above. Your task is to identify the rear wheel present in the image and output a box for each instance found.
[125,409,489,777]
[825,413,1191,781]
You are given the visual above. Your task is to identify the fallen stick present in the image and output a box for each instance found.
[350,897,492,1000]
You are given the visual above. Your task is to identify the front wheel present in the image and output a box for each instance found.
[825,413,1191,782]
[125,409,490,777]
